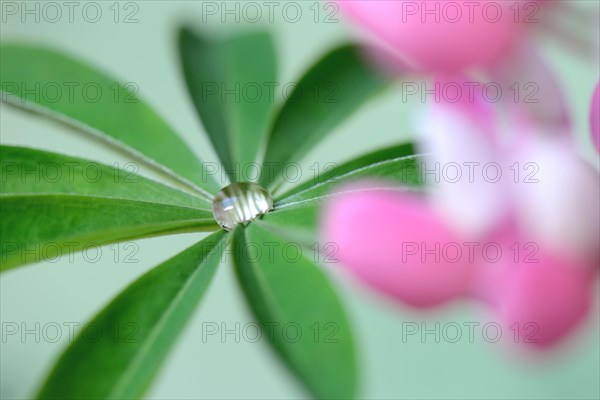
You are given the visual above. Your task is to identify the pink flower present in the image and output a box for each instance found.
[337,1,596,73]
[322,77,599,347]
[592,83,600,152]
[337,0,525,71]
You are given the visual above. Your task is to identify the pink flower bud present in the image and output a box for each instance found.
[337,0,527,71]
[322,185,472,308]
[495,252,591,347]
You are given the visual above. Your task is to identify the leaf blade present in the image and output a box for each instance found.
[276,150,424,209]
[0,195,217,271]
[36,230,228,399]
[261,146,425,242]
[276,142,419,201]
[0,145,210,209]
[259,44,391,188]
[0,44,219,195]
[179,29,277,180]
[233,224,357,399]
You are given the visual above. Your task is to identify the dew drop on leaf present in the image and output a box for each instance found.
[212,182,273,231]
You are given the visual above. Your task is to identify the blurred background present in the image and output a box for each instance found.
[1,1,599,399]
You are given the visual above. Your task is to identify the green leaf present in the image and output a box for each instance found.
[233,224,357,399]
[276,150,424,209]
[261,145,425,242]
[0,145,210,209]
[259,205,322,246]
[276,142,418,201]
[179,29,277,181]
[259,44,391,189]
[0,44,219,196]
[0,195,217,271]
[36,230,228,399]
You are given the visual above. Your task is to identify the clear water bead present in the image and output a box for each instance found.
[212,182,274,231]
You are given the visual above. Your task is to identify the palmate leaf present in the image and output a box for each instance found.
[36,230,228,399]
[233,224,356,399]
[259,44,392,189]
[0,195,217,271]
[179,29,277,181]
[1,32,394,400]
[0,44,219,196]
[0,145,210,209]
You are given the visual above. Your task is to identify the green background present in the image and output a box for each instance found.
[1,1,599,399]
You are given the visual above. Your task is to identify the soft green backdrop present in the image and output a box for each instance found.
[1,1,599,399]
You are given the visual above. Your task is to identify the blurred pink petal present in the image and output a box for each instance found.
[488,43,572,139]
[495,251,592,347]
[465,219,521,306]
[337,0,524,72]
[511,139,600,267]
[322,186,472,308]
[416,75,508,238]
[592,83,600,152]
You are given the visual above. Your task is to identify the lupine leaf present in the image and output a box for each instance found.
[0,145,210,209]
[36,230,228,399]
[275,150,424,209]
[259,205,322,246]
[263,146,425,242]
[0,195,217,271]
[0,44,219,196]
[276,142,419,201]
[233,224,357,399]
[259,44,391,188]
[179,29,277,181]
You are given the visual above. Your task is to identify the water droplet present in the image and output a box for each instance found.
[212,182,273,231]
